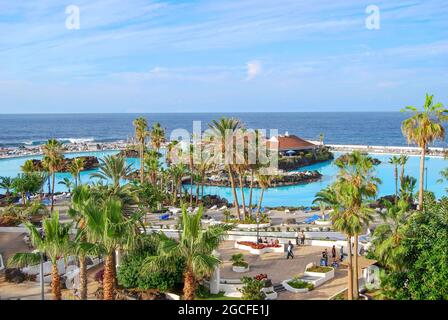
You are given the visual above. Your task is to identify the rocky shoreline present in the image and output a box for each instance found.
[27,156,100,172]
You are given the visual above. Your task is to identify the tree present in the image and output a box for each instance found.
[239,276,265,300]
[42,139,63,212]
[58,177,73,193]
[90,155,132,189]
[437,168,448,192]
[21,160,36,173]
[143,206,232,300]
[150,122,165,154]
[12,173,45,206]
[208,117,243,219]
[9,212,71,300]
[372,199,411,271]
[333,151,380,299]
[168,164,187,206]
[0,176,14,197]
[401,94,447,210]
[79,197,140,300]
[398,155,409,185]
[68,158,85,187]
[380,194,448,300]
[256,174,272,219]
[388,156,401,203]
[133,117,149,183]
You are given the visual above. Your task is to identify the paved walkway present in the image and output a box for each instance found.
[218,241,376,300]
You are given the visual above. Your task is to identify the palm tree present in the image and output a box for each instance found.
[143,206,231,300]
[144,150,160,185]
[401,94,448,210]
[437,168,448,192]
[168,164,187,206]
[388,156,401,203]
[256,174,272,218]
[80,197,140,300]
[68,185,92,300]
[9,212,71,300]
[208,117,242,219]
[372,199,411,271]
[334,151,379,299]
[68,158,85,187]
[90,155,132,188]
[0,176,14,197]
[42,139,63,212]
[150,122,165,154]
[133,117,149,183]
[21,160,36,173]
[398,155,409,185]
[58,177,73,193]
[400,175,417,202]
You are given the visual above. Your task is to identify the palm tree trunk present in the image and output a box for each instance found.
[201,172,205,199]
[353,233,359,299]
[394,167,398,204]
[418,145,426,210]
[347,236,353,300]
[51,172,55,212]
[248,169,254,216]
[51,263,62,300]
[103,253,115,300]
[238,173,247,219]
[195,183,199,205]
[183,268,196,300]
[189,175,193,207]
[256,188,265,219]
[140,143,144,183]
[79,255,87,300]
[227,166,240,220]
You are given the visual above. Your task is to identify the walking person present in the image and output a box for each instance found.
[286,241,294,259]
[300,231,305,245]
[332,245,337,262]
[340,246,344,262]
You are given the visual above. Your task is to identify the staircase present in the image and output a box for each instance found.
[273,283,286,293]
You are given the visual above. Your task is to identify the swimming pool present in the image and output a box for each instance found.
[0,151,447,206]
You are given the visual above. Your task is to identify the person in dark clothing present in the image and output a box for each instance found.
[332,245,337,262]
[286,241,294,259]
[300,231,305,245]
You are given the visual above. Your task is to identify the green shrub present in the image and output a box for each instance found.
[306,266,333,273]
[287,278,314,290]
[238,277,265,300]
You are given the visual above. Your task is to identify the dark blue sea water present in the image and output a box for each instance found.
[0,113,446,148]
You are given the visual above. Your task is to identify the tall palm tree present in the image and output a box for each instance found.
[90,155,132,188]
[398,155,409,185]
[42,139,63,212]
[208,117,242,219]
[150,122,166,154]
[168,164,187,206]
[256,174,272,218]
[68,158,85,187]
[68,185,92,300]
[334,151,379,299]
[372,199,411,271]
[133,117,149,183]
[9,212,71,300]
[144,150,160,185]
[401,94,447,210]
[58,177,73,193]
[143,206,232,300]
[80,197,140,300]
[388,156,401,203]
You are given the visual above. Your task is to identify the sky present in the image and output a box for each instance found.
[0,0,447,113]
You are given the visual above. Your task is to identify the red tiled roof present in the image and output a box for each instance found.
[267,135,316,151]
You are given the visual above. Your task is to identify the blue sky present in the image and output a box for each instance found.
[0,0,447,113]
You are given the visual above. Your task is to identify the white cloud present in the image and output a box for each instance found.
[246,60,262,80]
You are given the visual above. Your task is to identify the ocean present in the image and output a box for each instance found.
[1,112,447,148]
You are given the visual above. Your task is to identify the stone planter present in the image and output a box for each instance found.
[281,280,310,293]
[315,219,332,226]
[304,267,335,287]
[234,242,284,255]
[232,265,250,273]
[261,286,277,300]
[235,222,271,230]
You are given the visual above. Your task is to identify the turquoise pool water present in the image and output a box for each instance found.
[0,151,447,206]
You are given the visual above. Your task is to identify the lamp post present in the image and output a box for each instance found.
[40,252,45,300]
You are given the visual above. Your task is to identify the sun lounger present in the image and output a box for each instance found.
[159,213,170,221]
[219,206,227,211]
[209,205,218,211]
[304,214,320,224]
